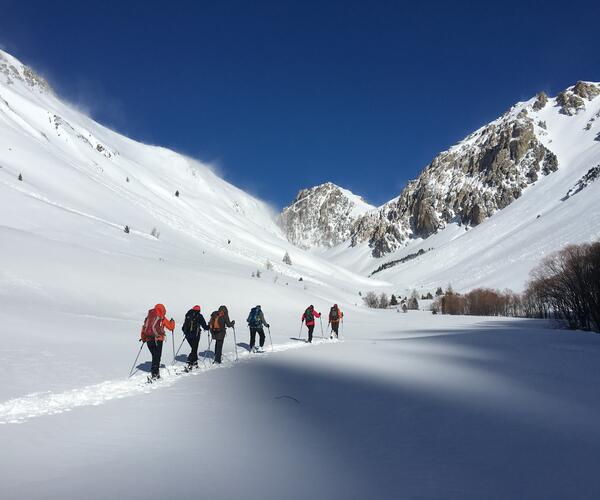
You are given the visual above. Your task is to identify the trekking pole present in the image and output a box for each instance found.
[232,326,239,362]
[204,334,212,366]
[128,341,145,378]
[298,320,303,340]
[319,317,324,338]
[268,326,274,352]
[171,330,175,368]
[173,335,187,365]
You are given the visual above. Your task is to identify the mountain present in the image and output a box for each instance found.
[316,83,600,290]
[278,182,375,249]
[283,82,600,261]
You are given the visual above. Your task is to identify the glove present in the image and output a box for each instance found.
[265,324,270,328]
[231,320,236,326]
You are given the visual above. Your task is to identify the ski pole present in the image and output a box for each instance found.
[298,320,303,340]
[319,317,324,338]
[204,334,212,366]
[268,326,274,352]
[128,341,145,378]
[232,325,239,362]
[173,335,187,365]
[171,330,175,368]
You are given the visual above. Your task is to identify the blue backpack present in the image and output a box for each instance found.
[247,307,261,328]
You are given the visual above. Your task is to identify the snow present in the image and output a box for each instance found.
[2,49,600,499]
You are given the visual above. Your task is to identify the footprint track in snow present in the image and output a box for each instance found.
[0,338,340,424]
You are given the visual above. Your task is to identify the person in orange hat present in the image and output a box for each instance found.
[182,305,209,370]
[141,303,175,380]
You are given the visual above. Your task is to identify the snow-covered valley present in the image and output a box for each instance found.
[1,47,600,499]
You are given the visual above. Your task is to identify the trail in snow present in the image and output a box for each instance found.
[0,337,339,424]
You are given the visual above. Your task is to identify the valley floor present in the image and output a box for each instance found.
[2,312,600,499]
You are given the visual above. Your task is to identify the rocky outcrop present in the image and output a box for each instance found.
[278,182,374,249]
[532,91,548,111]
[556,81,599,115]
[349,106,559,256]
[0,50,53,93]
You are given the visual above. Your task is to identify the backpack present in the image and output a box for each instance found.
[183,310,198,335]
[141,308,159,341]
[330,307,339,321]
[247,307,261,328]
[209,311,221,332]
[304,308,314,323]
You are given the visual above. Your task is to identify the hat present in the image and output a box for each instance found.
[193,305,201,311]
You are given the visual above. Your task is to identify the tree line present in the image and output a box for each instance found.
[432,240,600,332]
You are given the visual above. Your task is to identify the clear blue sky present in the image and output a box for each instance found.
[1,0,599,208]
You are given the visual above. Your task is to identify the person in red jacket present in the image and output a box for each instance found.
[141,303,175,380]
[301,305,321,343]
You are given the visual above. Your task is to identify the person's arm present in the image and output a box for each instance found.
[163,318,175,332]
[224,311,235,328]
[314,311,321,318]
[260,311,269,328]
[199,314,209,331]
[301,313,305,323]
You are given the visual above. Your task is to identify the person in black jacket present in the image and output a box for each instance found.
[182,305,209,369]
[209,305,235,364]
[246,305,270,352]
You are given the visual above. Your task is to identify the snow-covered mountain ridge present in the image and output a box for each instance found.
[283,82,600,259]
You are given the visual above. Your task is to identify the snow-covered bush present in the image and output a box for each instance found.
[282,251,292,265]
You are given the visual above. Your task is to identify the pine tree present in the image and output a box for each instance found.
[18,173,23,181]
[124,225,130,234]
[435,287,443,296]
[175,190,180,197]
[390,294,398,306]
[126,176,130,183]
[265,259,274,270]
[283,251,292,265]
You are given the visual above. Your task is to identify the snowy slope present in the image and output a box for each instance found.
[319,84,600,292]
[0,49,388,401]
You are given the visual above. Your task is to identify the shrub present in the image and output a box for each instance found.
[525,241,600,331]
[362,291,379,308]
[283,251,292,265]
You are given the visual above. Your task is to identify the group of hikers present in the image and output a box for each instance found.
[138,303,344,380]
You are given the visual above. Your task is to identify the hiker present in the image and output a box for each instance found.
[141,303,175,380]
[182,305,209,369]
[209,305,235,364]
[247,305,270,352]
[328,304,344,339]
[301,305,321,343]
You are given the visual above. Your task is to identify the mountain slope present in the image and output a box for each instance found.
[284,83,600,291]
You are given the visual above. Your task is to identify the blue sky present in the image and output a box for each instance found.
[1,0,599,208]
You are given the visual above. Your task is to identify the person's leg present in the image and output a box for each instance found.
[189,333,200,363]
[258,328,265,348]
[308,325,314,343]
[146,341,156,373]
[333,323,339,337]
[151,340,163,377]
[249,328,256,349]
[214,339,223,363]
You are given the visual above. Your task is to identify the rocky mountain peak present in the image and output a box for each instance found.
[278,182,374,249]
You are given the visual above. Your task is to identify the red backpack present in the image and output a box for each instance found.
[141,308,159,341]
